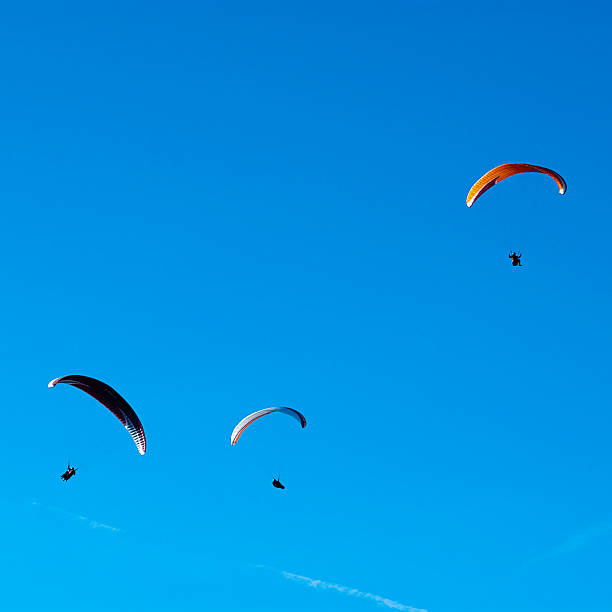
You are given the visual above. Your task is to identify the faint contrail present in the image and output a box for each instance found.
[281,570,427,612]
[32,501,122,532]
[525,517,612,566]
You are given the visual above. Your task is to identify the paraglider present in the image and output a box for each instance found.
[272,477,285,489]
[230,407,307,445]
[467,163,566,207]
[231,407,306,490]
[61,464,78,482]
[48,375,146,455]
[509,251,522,266]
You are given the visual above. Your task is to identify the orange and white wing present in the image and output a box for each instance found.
[467,163,566,207]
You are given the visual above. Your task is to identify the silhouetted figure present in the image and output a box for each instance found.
[272,477,285,489]
[61,465,78,482]
[509,251,522,267]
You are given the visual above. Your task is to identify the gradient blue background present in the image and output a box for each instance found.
[0,2,610,611]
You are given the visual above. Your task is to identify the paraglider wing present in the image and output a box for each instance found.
[467,163,566,207]
[231,407,307,445]
[48,375,146,455]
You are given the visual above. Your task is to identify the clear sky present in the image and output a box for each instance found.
[0,2,611,611]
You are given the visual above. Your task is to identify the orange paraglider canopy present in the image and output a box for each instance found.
[466,163,566,207]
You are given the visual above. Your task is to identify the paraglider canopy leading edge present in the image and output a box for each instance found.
[466,163,566,207]
[231,407,307,445]
[48,374,146,455]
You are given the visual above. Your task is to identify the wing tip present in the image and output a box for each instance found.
[48,378,59,388]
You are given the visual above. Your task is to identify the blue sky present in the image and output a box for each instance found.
[0,1,611,610]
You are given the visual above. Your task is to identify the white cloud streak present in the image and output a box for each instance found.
[281,570,427,612]
[526,517,612,566]
[32,501,122,532]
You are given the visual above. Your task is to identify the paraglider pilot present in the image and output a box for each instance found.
[272,477,285,489]
[61,465,77,482]
[509,251,522,267]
